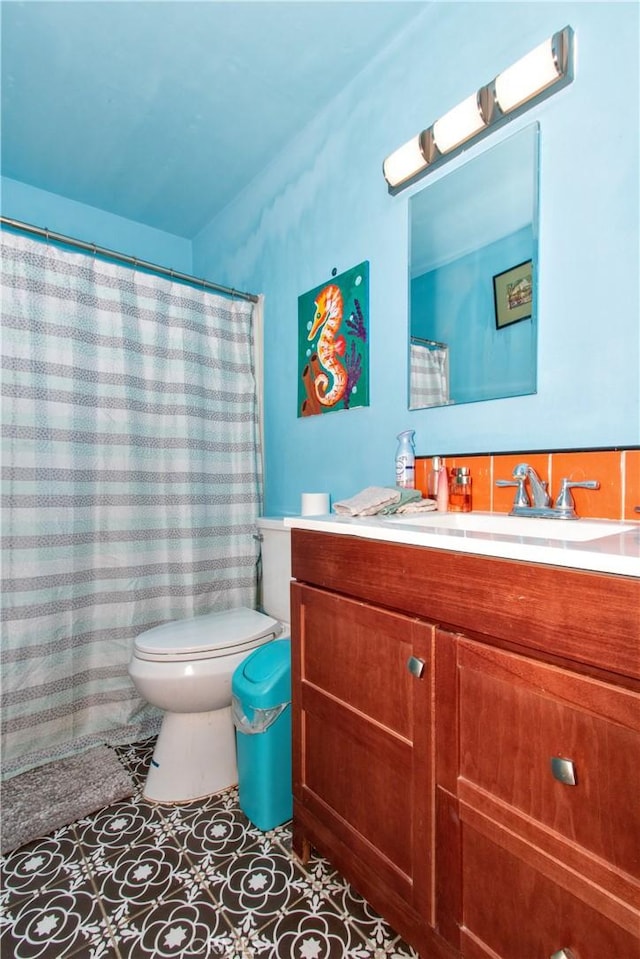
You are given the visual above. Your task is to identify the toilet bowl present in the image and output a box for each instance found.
[128,518,291,803]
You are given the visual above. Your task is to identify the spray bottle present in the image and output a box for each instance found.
[395,430,416,489]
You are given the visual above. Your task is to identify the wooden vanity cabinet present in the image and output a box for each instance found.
[290,529,640,959]
[291,580,438,955]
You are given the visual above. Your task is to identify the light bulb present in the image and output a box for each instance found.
[495,38,561,113]
[383,135,427,188]
[432,94,486,154]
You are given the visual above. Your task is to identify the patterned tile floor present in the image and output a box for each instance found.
[0,739,419,958]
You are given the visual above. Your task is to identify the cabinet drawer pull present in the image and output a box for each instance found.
[550,757,577,786]
[550,950,576,959]
[407,656,425,678]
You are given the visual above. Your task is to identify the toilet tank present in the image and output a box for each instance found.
[256,517,291,625]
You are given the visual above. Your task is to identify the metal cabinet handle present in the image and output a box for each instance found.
[407,656,425,678]
[550,949,576,959]
[550,757,577,786]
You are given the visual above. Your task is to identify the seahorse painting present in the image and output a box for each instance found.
[298,262,369,417]
[308,284,347,407]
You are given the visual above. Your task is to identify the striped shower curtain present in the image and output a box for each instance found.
[409,342,450,409]
[0,231,262,778]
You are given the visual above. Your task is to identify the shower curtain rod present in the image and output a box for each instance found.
[0,215,259,304]
[411,334,448,350]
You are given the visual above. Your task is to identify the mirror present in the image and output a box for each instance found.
[408,124,539,410]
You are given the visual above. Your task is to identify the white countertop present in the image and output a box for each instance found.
[283,512,640,578]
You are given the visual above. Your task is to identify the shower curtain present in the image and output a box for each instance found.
[409,342,450,408]
[0,231,262,778]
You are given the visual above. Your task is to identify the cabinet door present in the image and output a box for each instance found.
[292,581,433,919]
[457,638,640,944]
[461,826,640,959]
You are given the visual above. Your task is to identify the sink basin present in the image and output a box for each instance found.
[384,511,636,542]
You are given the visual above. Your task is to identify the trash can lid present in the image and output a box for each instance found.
[232,638,291,708]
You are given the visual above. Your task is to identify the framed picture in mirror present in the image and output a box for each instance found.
[493,260,533,329]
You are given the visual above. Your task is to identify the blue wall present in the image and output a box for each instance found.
[192,2,639,516]
[412,227,535,404]
[1,177,192,273]
[2,4,638,520]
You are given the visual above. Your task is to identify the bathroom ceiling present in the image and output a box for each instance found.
[1,1,427,238]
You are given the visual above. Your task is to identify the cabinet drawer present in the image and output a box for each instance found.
[291,529,640,677]
[461,825,639,959]
[458,639,640,884]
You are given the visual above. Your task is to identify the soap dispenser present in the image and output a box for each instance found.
[395,430,416,489]
[449,467,472,512]
[436,459,449,512]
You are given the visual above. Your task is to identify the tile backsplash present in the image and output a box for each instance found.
[415,448,640,521]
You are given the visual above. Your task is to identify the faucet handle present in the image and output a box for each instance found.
[496,477,530,509]
[554,478,599,512]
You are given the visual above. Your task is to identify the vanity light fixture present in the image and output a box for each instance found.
[383,25,574,192]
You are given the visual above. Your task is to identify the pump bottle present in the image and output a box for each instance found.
[449,467,472,512]
[395,430,416,489]
[436,460,449,511]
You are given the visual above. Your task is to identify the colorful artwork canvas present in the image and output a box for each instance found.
[298,261,369,417]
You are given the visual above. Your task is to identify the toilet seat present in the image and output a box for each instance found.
[133,607,281,663]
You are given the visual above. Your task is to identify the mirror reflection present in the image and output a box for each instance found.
[409,124,539,410]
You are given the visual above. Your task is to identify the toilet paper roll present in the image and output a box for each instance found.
[301,492,330,516]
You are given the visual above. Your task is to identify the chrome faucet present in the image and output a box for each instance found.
[496,462,549,511]
[516,462,551,508]
[496,462,599,519]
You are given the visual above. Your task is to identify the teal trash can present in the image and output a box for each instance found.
[231,638,292,831]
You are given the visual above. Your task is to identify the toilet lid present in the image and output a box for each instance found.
[134,607,280,659]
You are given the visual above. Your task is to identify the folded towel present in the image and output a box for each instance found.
[395,497,438,514]
[333,486,400,517]
[377,488,423,514]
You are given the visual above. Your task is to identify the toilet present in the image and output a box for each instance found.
[128,517,291,803]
